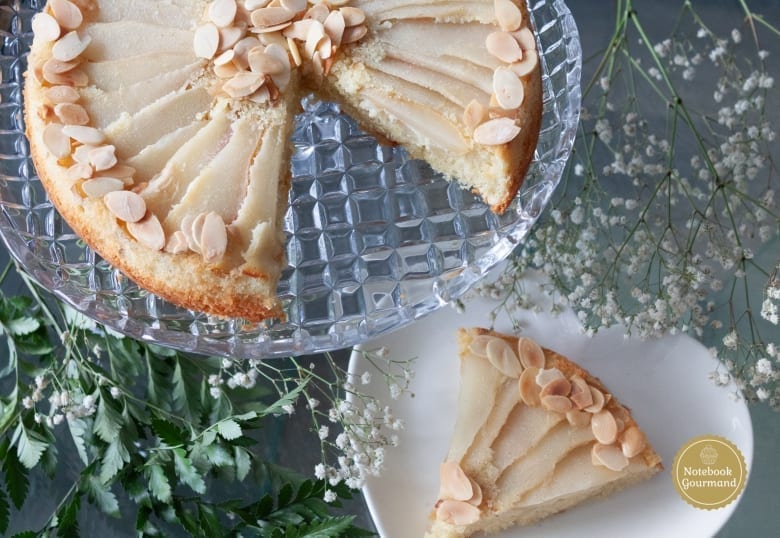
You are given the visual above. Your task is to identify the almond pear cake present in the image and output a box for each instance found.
[427,328,662,537]
[24,0,543,322]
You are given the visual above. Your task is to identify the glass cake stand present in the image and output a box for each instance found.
[0,0,581,358]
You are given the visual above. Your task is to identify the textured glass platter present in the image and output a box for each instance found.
[0,0,581,358]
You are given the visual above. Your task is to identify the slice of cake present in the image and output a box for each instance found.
[427,328,662,537]
[24,0,543,321]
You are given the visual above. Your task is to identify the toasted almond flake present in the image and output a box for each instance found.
[88,145,117,172]
[51,0,83,31]
[101,164,135,180]
[467,477,483,507]
[304,20,326,59]
[493,67,525,110]
[495,0,523,32]
[518,366,541,406]
[287,37,302,66]
[467,334,492,358]
[310,49,325,86]
[620,426,646,458]
[244,0,271,8]
[511,49,538,77]
[472,117,521,145]
[37,104,55,121]
[53,102,89,125]
[438,461,473,502]
[248,49,285,75]
[44,85,80,104]
[265,43,291,89]
[214,49,235,66]
[81,177,123,198]
[42,123,71,159]
[584,385,606,413]
[280,0,306,13]
[250,21,292,34]
[43,58,81,76]
[251,6,295,28]
[127,213,166,251]
[249,85,271,103]
[566,409,592,427]
[43,68,88,87]
[215,62,240,79]
[514,27,537,51]
[219,25,245,51]
[200,212,228,263]
[463,100,488,131]
[341,24,367,44]
[304,3,329,23]
[324,10,345,47]
[436,500,481,526]
[72,144,96,164]
[62,125,105,145]
[517,337,545,368]
[317,35,333,60]
[592,442,630,471]
[103,190,147,223]
[486,336,522,378]
[540,377,571,398]
[223,71,265,98]
[194,23,220,59]
[486,31,523,63]
[164,230,190,254]
[591,410,618,444]
[209,0,237,27]
[541,394,572,413]
[31,12,61,42]
[569,375,594,409]
[339,6,365,27]
[52,31,91,62]
[535,367,564,387]
[283,19,314,40]
[180,214,199,253]
[66,162,93,181]
[233,36,262,69]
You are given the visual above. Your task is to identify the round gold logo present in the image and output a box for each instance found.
[672,435,747,510]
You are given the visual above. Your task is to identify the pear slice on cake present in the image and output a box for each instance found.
[426,328,662,537]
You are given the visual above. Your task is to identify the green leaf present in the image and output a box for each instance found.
[172,357,203,423]
[56,493,81,538]
[0,486,9,534]
[205,444,233,467]
[217,419,242,441]
[150,417,188,447]
[147,464,172,503]
[295,516,357,538]
[82,475,120,517]
[261,382,308,418]
[14,331,54,356]
[173,448,206,494]
[277,483,294,509]
[11,531,37,538]
[14,423,48,469]
[99,436,130,483]
[1,437,29,509]
[93,390,123,443]
[234,446,251,482]
[5,317,39,336]
[67,417,90,466]
[198,504,222,538]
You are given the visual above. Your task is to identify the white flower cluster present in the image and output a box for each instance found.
[22,372,101,428]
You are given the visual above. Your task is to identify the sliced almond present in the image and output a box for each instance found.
[494,0,523,32]
[619,426,646,458]
[101,164,135,180]
[339,6,365,27]
[539,377,571,398]
[493,67,525,110]
[304,20,326,59]
[566,409,592,427]
[435,500,481,526]
[223,71,265,98]
[44,85,80,104]
[81,177,123,198]
[514,27,537,51]
[65,162,93,181]
[467,334,492,358]
[72,144,96,165]
[248,49,286,75]
[569,375,594,409]
[42,124,71,159]
[88,145,117,172]
[250,21,292,34]
[264,43,291,89]
[103,190,147,223]
[304,3,329,23]
[463,100,488,131]
[50,0,83,31]
[219,24,245,51]
[466,477,482,507]
[592,442,630,472]
[472,117,521,146]
[584,385,606,413]
[535,367,564,387]
[53,102,89,125]
[209,0,237,28]
[214,49,235,66]
[341,24,367,44]
[541,394,572,414]
[194,23,220,59]
[42,68,88,87]
[287,37,302,66]
[517,337,545,368]
[283,19,314,40]
[31,12,61,42]
[200,212,228,264]
[233,36,262,69]
[518,366,541,406]
[511,49,539,77]
[244,0,271,8]
[438,461,473,502]
[214,62,240,79]
[323,10,345,47]
[251,6,295,28]
[280,0,306,13]
[486,31,523,63]
[249,85,271,104]
[164,230,190,254]
[127,213,166,251]
[52,31,92,62]
[62,125,105,145]
[486,336,522,378]
[591,410,618,445]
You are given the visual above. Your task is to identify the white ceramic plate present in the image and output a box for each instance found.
[349,278,753,538]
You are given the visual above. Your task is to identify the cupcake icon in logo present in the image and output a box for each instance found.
[699,444,718,465]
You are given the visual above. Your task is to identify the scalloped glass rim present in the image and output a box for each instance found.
[0,0,581,358]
